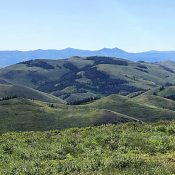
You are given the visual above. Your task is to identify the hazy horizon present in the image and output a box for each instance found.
[1,47,175,53]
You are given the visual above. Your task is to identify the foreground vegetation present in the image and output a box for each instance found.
[1,121,175,174]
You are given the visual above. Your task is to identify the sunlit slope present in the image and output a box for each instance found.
[133,94,175,111]
[84,94,175,121]
[142,86,175,100]
[0,84,65,103]
[0,98,134,133]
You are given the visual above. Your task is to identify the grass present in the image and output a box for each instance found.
[157,86,175,97]
[69,57,94,69]
[96,61,175,88]
[1,121,175,174]
[84,94,175,121]
[2,92,175,133]
[0,98,133,133]
[0,84,64,103]
[134,94,175,111]
[159,61,175,72]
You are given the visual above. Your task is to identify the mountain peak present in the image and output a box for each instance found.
[1,48,175,68]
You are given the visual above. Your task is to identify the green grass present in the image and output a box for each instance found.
[157,86,175,97]
[159,61,175,72]
[141,86,175,101]
[96,61,175,88]
[0,84,64,103]
[0,59,69,88]
[134,94,175,111]
[0,98,133,133]
[84,94,175,122]
[69,56,94,69]
[1,121,175,174]
[2,92,175,133]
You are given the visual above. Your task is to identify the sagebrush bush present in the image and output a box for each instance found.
[1,121,175,174]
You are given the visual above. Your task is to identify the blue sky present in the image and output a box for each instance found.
[0,0,174,52]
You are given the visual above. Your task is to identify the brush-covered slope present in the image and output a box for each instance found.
[0,84,64,103]
[0,98,134,133]
[143,86,175,100]
[133,94,175,111]
[84,94,175,122]
[1,56,175,102]
[1,121,175,175]
[157,86,175,100]
[158,61,175,72]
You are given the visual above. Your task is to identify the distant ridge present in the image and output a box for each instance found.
[1,47,175,67]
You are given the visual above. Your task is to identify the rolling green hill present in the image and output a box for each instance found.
[1,57,175,132]
[157,86,175,100]
[84,94,175,122]
[0,98,134,133]
[158,61,175,72]
[133,94,175,111]
[2,86,175,133]
[1,56,175,103]
[141,86,175,101]
[0,84,64,104]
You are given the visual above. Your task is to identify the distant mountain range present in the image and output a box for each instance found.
[1,48,175,67]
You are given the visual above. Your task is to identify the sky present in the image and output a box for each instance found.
[0,0,175,52]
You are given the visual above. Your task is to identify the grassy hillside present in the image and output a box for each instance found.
[1,57,175,102]
[141,86,175,100]
[1,57,175,133]
[84,94,175,121]
[0,84,64,104]
[158,61,175,72]
[2,91,175,132]
[1,121,175,174]
[157,86,175,100]
[0,98,134,133]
